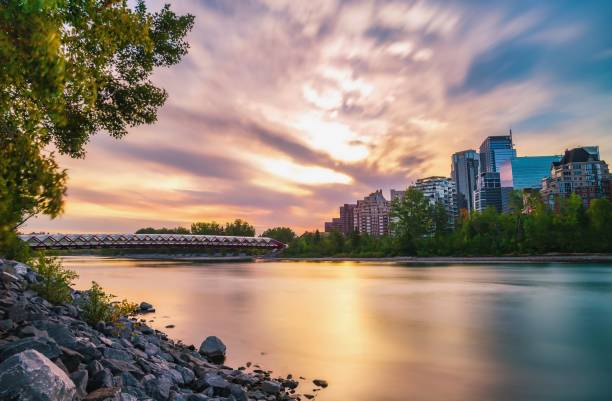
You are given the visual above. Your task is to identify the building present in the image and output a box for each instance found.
[413,176,458,227]
[324,218,342,233]
[354,190,390,236]
[390,189,406,201]
[474,134,515,212]
[451,150,479,213]
[474,172,502,212]
[324,204,356,234]
[500,156,562,190]
[541,146,611,208]
[479,133,516,173]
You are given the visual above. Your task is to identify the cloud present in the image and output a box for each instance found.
[25,0,612,235]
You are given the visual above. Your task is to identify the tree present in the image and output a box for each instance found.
[261,227,296,244]
[224,219,255,237]
[191,221,225,235]
[391,188,432,254]
[0,133,67,259]
[135,226,189,234]
[0,1,194,258]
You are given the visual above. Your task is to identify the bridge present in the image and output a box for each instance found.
[19,233,286,251]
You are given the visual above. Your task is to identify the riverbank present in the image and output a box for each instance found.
[274,254,612,264]
[0,258,323,401]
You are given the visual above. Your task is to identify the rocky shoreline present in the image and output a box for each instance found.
[276,254,612,264]
[0,259,326,401]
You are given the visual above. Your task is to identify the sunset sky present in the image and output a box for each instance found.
[26,0,612,235]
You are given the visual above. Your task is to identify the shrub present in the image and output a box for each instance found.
[80,281,138,326]
[31,253,78,304]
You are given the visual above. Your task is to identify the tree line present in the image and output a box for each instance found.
[135,219,256,237]
[282,188,612,257]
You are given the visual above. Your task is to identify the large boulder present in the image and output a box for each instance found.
[198,336,226,363]
[0,335,61,361]
[0,349,77,401]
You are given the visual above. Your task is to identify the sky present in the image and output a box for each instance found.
[26,0,612,235]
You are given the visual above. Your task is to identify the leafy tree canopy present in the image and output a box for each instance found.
[261,227,296,244]
[0,1,194,258]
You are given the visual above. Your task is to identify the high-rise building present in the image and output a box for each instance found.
[541,146,611,208]
[500,155,562,190]
[339,204,356,234]
[324,204,356,234]
[474,172,502,212]
[479,133,516,173]
[413,176,458,227]
[475,134,515,212]
[390,189,406,201]
[354,190,390,236]
[451,150,479,213]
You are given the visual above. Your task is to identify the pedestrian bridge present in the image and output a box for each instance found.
[19,233,286,251]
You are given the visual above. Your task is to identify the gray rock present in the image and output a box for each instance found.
[204,373,230,390]
[87,359,105,377]
[1,271,20,283]
[8,303,27,322]
[0,318,13,331]
[60,346,85,373]
[175,365,195,384]
[0,335,61,360]
[0,349,77,401]
[103,347,134,361]
[145,342,160,356]
[88,368,113,392]
[230,383,249,401]
[140,302,154,312]
[144,375,173,401]
[199,336,226,362]
[120,393,139,401]
[70,369,89,398]
[261,380,281,394]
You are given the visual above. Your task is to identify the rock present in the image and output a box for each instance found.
[60,346,85,372]
[20,324,48,338]
[8,303,27,322]
[0,319,13,331]
[165,324,175,328]
[119,393,139,401]
[0,335,61,361]
[205,373,230,390]
[102,358,144,377]
[139,302,154,312]
[87,368,113,392]
[230,383,249,401]
[313,379,328,388]
[145,342,160,356]
[144,374,173,401]
[175,365,195,384]
[261,380,282,394]
[103,347,133,362]
[84,387,121,401]
[198,336,226,363]
[1,271,20,283]
[0,349,77,401]
[70,369,89,398]
[87,359,105,377]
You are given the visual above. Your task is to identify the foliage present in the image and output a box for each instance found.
[224,219,256,236]
[261,227,296,244]
[135,226,190,234]
[80,281,137,325]
[0,134,67,260]
[284,194,612,257]
[0,1,194,258]
[190,221,224,235]
[31,253,78,304]
[137,219,256,237]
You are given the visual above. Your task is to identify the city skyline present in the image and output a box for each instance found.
[24,0,612,234]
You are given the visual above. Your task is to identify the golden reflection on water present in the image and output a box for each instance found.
[61,257,612,401]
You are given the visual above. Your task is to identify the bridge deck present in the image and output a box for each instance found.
[19,233,286,250]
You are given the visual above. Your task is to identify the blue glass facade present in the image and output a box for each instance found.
[479,135,516,173]
[500,156,561,190]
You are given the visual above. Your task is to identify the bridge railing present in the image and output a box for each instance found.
[19,233,286,250]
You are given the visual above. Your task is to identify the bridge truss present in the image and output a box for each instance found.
[19,233,286,251]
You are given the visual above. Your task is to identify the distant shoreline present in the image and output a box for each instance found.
[272,255,612,264]
[58,253,612,264]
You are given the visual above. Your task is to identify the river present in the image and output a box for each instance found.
[61,257,612,401]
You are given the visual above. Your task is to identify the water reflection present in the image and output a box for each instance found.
[62,257,612,401]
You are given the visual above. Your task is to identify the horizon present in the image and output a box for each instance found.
[24,0,612,235]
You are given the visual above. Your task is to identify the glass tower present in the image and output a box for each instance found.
[499,156,562,190]
[451,150,479,213]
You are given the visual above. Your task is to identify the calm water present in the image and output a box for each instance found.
[62,257,612,401]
